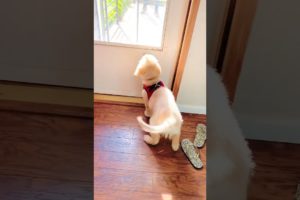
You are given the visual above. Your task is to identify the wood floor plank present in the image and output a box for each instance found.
[248,140,300,199]
[0,175,92,200]
[0,109,93,199]
[94,124,134,139]
[0,111,93,181]
[0,111,93,144]
[94,135,206,163]
[95,150,197,173]
[95,190,201,200]
[94,168,204,197]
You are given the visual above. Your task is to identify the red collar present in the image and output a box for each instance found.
[143,81,165,99]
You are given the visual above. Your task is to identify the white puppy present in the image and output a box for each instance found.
[134,54,183,151]
[207,66,254,199]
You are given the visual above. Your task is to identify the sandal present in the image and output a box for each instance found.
[181,139,203,169]
[194,123,207,148]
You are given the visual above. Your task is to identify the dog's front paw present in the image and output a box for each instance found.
[172,142,180,151]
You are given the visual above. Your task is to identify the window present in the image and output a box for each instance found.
[94,0,168,48]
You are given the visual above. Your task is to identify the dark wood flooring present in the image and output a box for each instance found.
[248,140,300,200]
[2,101,299,200]
[0,109,93,199]
[95,102,300,200]
[94,102,207,200]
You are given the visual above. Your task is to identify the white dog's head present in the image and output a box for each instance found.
[134,54,161,86]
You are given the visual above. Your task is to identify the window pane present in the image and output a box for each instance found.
[94,0,168,48]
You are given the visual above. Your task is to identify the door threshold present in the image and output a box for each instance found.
[94,93,144,107]
[0,81,92,108]
[0,82,93,117]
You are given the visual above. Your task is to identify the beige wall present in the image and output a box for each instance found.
[0,1,93,88]
[233,0,300,143]
[176,0,206,114]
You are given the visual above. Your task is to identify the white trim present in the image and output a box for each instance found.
[93,41,163,51]
[177,104,206,114]
[235,112,300,144]
[94,88,142,98]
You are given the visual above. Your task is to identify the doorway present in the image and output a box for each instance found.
[94,0,189,97]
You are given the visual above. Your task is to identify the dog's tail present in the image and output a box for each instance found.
[137,116,176,134]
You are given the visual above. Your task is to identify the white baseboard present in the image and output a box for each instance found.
[178,104,206,114]
[235,112,300,144]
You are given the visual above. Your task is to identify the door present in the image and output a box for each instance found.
[0,1,93,88]
[94,0,189,97]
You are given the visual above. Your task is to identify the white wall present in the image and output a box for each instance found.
[176,0,206,114]
[233,0,300,143]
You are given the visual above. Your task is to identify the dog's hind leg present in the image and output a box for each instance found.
[144,133,160,145]
[171,134,180,151]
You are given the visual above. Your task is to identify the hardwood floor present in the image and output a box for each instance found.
[95,102,300,200]
[248,140,300,200]
[3,100,298,199]
[94,102,207,200]
[0,109,93,199]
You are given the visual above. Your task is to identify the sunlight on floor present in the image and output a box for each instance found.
[161,193,173,200]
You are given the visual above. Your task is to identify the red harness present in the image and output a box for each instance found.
[143,81,165,99]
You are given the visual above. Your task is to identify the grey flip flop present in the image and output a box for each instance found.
[181,139,203,169]
[194,123,207,148]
